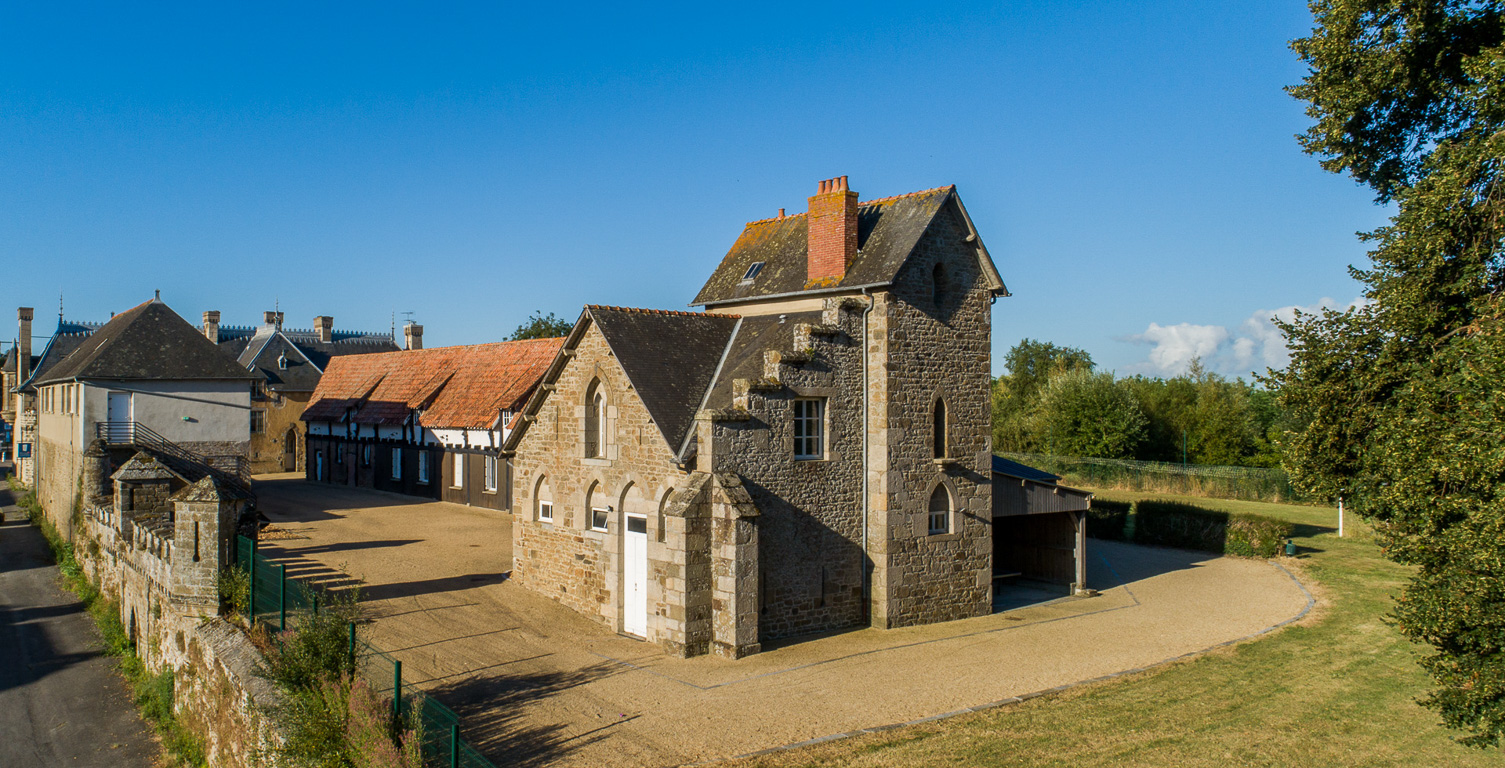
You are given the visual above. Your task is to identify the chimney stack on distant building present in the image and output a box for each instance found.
[203,311,221,344]
[17,307,33,384]
[314,316,333,343]
[264,311,285,329]
[806,176,859,287]
[404,322,423,351]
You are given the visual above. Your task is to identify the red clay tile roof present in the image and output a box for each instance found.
[302,337,565,429]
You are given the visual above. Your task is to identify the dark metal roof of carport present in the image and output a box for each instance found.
[992,456,1093,517]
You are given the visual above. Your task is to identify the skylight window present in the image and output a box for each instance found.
[741,262,765,282]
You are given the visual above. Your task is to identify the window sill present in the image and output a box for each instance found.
[483,488,498,495]
[926,532,962,543]
[581,457,612,467]
[932,457,959,467]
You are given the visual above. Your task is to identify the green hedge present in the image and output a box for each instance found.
[1087,499,1133,541]
[1133,500,1293,558]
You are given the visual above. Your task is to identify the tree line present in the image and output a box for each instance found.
[991,339,1288,468]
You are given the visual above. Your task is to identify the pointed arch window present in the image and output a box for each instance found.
[933,398,947,459]
[928,485,952,535]
[585,378,606,458]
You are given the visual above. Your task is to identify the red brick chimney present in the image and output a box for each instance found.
[806,176,858,286]
[17,307,33,384]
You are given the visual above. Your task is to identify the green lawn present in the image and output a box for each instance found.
[723,490,1496,767]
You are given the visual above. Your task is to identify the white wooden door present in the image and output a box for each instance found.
[623,514,648,637]
[107,391,132,423]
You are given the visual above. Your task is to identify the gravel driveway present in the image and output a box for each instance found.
[253,474,1312,768]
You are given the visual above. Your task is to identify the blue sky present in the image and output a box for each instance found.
[0,2,1388,379]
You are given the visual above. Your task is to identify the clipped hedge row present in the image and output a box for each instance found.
[1133,500,1293,558]
[1086,499,1133,541]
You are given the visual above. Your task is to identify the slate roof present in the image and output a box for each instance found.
[700,311,820,413]
[35,300,258,385]
[692,184,1006,308]
[2,348,39,375]
[991,455,1062,484]
[588,306,741,453]
[302,338,564,430]
[232,325,398,393]
[15,318,104,393]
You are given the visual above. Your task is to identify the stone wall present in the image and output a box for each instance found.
[870,201,994,627]
[35,435,81,538]
[249,390,310,474]
[708,300,868,640]
[510,323,693,647]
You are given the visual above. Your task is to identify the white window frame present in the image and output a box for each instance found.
[538,500,554,523]
[590,506,610,532]
[452,452,464,488]
[391,447,402,480]
[484,455,498,492]
[418,451,429,484]
[792,398,825,460]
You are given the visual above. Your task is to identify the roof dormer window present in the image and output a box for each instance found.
[740,262,765,282]
[277,353,288,370]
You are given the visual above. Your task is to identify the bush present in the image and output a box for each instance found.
[1086,499,1132,541]
[258,592,361,691]
[1133,499,1292,558]
[219,566,250,619]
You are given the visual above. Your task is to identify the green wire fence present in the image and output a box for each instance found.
[237,535,496,768]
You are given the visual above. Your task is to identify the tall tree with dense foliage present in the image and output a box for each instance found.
[507,310,574,341]
[1274,0,1505,746]
[992,339,1094,453]
[1035,369,1148,459]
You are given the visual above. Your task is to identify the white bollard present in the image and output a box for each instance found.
[1338,496,1344,538]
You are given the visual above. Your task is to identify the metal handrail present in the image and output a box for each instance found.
[95,421,253,495]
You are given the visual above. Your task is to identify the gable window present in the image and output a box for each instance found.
[741,261,765,282]
[584,379,606,458]
[928,485,952,535]
[452,452,464,488]
[418,452,429,484]
[933,399,947,459]
[484,456,498,492]
[391,448,402,480]
[251,410,266,434]
[792,398,825,460]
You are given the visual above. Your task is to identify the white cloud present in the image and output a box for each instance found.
[1123,297,1364,378]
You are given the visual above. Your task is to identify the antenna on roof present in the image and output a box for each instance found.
[401,311,415,326]
[390,311,395,339]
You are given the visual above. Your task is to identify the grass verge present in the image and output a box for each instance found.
[15,485,207,767]
[718,490,1497,767]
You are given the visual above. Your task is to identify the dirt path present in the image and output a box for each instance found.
[0,480,158,768]
[255,475,1312,768]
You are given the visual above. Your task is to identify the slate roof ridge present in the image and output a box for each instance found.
[587,305,740,320]
[739,185,954,227]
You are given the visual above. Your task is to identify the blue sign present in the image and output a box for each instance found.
[17,442,31,458]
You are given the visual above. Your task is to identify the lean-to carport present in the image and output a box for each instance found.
[991,456,1093,591]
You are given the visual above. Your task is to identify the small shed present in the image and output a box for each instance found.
[991,456,1093,591]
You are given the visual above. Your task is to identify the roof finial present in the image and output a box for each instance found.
[59,290,64,319]
[154,289,160,301]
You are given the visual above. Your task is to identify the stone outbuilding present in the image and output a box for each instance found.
[505,177,1050,658]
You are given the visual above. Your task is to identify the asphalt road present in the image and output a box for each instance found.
[0,480,157,767]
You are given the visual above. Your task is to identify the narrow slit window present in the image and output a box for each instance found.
[933,399,947,458]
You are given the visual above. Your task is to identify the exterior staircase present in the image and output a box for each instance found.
[95,421,255,502]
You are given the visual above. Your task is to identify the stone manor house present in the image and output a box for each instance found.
[499,177,1081,659]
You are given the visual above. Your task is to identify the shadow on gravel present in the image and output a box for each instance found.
[429,662,626,768]
[1090,540,1215,586]
[361,572,509,602]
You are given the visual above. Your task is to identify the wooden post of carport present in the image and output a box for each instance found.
[1069,509,1087,593]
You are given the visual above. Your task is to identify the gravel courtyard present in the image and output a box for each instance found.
[252,474,1312,768]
